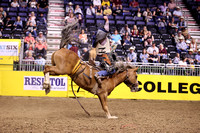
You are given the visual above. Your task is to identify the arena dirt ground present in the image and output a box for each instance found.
[0,96,200,133]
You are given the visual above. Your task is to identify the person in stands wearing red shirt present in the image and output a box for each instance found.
[35,40,47,58]
[24,33,35,52]
[129,0,139,8]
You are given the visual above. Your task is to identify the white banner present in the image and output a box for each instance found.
[0,41,19,56]
[24,76,67,91]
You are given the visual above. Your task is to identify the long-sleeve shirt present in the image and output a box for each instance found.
[176,41,187,50]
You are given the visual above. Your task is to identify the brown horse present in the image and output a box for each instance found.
[43,48,138,119]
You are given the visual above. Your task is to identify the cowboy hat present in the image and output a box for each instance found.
[198,49,200,52]
[178,36,184,40]
[129,46,135,50]
[68,2,73,5]
[188,49,193,52]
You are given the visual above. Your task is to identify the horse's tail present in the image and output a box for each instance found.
[59,20,80,49]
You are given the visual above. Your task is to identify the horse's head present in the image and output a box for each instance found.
[124,67,139,92]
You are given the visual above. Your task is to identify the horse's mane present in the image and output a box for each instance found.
[60,20,81,49]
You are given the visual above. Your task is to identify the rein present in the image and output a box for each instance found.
[70,59,91,116]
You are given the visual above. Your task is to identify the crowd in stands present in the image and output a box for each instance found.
[0,0,48,61]
[63,0,200,66]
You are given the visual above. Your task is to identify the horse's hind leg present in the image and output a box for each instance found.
[98,92,118,119]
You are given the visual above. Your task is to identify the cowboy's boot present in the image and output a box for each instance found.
[94,73,102,88]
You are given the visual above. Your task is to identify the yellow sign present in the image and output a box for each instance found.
[0,39,21,64]
[0,70,199,101]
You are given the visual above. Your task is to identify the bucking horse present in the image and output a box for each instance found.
[42,21,139,119]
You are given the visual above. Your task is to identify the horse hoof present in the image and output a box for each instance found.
[108,116,118,119]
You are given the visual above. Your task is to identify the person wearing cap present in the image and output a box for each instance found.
[127,46,137,62]
[120,24,131,36]
[177,17,187,31]
[173,6,182,17]
[174,31,184,44]
[176,36,188,54]
[185,49,195,64]
[195,49,200,65]
[66,2,74,14]
[36,32,47,46]
[86,4,95,16]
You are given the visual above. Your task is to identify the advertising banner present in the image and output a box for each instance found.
[24,76,68,91]
[0,39,21,64]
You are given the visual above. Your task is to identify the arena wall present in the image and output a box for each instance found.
[0,70,199,101]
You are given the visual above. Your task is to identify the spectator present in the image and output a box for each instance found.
[136,8,142,17]
[69,44,80,56]
[127,46,137,62]
[122,32,131,45]
[145,11,153,22]
[140,26,148,36]
[96,5,103,16]
[81,47,89,61]
[140,48,149,63]
[112,0,122,9]
[25,21,37,37]
[4,16,13,30]
[131,25,139,37]
[164,8,172,17]
[37,13,47,26]
[173,6,182,17]
[35,54,45,70]
[0,14,4,30]
[120,24,131,36]
[28,12,37,27]
[79,29,88,44]
[111,29,122,45]
[93,0,102,7]
[19,0,27,8]
[24,33,35,52]
[36,32,47,45]
[102,0,111,7]
[185,34,192,44]
[152,8,161,17]
[103,5,112,16]
[143,31,154,47]
[190,38,197,53]
[129,0,139,8]
[158,18,167,30]
[74,5,83,15]
[25,50,35,60]
[29,0,37,8]
[178,57,187,67]
[11,0,19,8]
[173,53,180,64]
[113,6,123,16]
[86,4,95,16]
[38,0,48,9]
[13,16,23,29]
[0,7,7,18]
[147,42,159,55]
[195,49,200,65]
[168,17,177,29]
[168,0,176,10]
[164,12,172,24]
[66,2,74,14]
[35,40,47,57]
[148,50,159,63]
[177,17,187,31]
[159,2,168,14]
[185,49,195,64]
[77,14,84,27]
[166,59,174,75]
[182,27,188,38]
[176,36,188,54]
[158,43,167,61]
[174,31,184,44]
[66,13,77,25]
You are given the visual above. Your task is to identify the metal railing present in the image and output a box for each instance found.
[14,60,200,76]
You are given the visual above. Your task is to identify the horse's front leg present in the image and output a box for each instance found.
[98,92,118,119]
[43,65,51,94]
